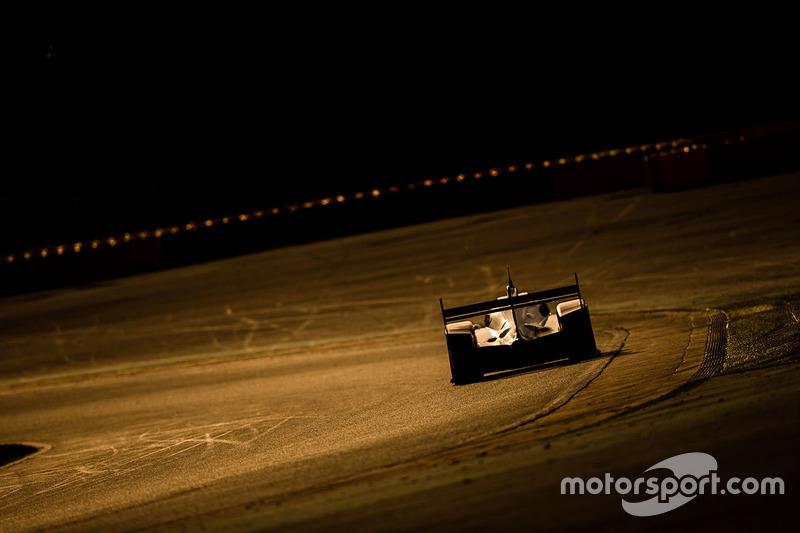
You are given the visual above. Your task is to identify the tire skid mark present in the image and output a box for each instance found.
[0,485,22,500]
[592,309,730,424]
[608,195,642,224]
[689,309,728,383]
[787,300,799,324]
[0,414,315,504]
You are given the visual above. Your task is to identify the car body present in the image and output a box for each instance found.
[439,272,598,384]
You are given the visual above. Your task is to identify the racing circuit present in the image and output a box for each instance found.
[1,170,799,531]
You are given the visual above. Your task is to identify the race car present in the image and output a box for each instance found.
[439,270,598,384]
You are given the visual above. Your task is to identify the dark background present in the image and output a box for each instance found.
[5,13,795,257]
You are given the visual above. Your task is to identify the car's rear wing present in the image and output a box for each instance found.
[439,274,584,325]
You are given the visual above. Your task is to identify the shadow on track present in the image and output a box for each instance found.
[457,348,618,385]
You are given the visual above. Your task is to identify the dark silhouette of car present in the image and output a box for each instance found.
[440,271,598,384]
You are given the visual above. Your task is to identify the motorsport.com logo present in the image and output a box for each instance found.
[561,452,785,516]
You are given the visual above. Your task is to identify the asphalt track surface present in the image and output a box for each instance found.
[1,172,798,531]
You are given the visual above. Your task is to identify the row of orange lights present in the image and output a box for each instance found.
[4,133,746,264]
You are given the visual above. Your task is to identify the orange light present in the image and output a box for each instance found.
[29,134,713,253]
[5,255,13,263]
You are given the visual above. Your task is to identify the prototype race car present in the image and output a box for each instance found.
[440,270,598,384]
